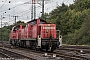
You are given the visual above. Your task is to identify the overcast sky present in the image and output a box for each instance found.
[0,0,74,27]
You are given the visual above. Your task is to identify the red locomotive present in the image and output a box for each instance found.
[10,19,62,52]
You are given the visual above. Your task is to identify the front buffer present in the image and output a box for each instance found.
[41,38,60,52]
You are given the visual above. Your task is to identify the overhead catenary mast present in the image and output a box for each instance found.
[31,1,33,20]
[31,0,36,20]
[13,16,18,25]
[42,0,44,20]
[31,0,45,20]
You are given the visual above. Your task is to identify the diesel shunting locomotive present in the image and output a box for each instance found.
[9,19,62,52]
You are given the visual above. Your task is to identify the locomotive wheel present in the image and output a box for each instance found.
[32,45,36,50]
[50,48,53,52]
[20,41,24,47]
[31,41,36,50]
[35,45,40,51]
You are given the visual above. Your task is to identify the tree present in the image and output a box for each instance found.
[74,0,90,11]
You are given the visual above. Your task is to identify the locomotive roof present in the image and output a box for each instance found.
[14,25,25,28]
[27,19,47,23]
[12,25,25,30]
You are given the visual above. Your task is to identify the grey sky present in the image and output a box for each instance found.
[0,0,74,27]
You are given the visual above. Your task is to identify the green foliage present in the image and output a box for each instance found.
[63,15,90,45]
[14,20,26,26]
[0,21,26,41]
[74,0,90,11]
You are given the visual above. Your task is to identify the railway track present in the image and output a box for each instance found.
[0,47,59,60]
[60,45,90,53]
[53,46,90,60]
[57,45,90,55]
[0,47,35,60]
[53,50,89,60]
[0,41,90,60]
[6,46,90,60]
